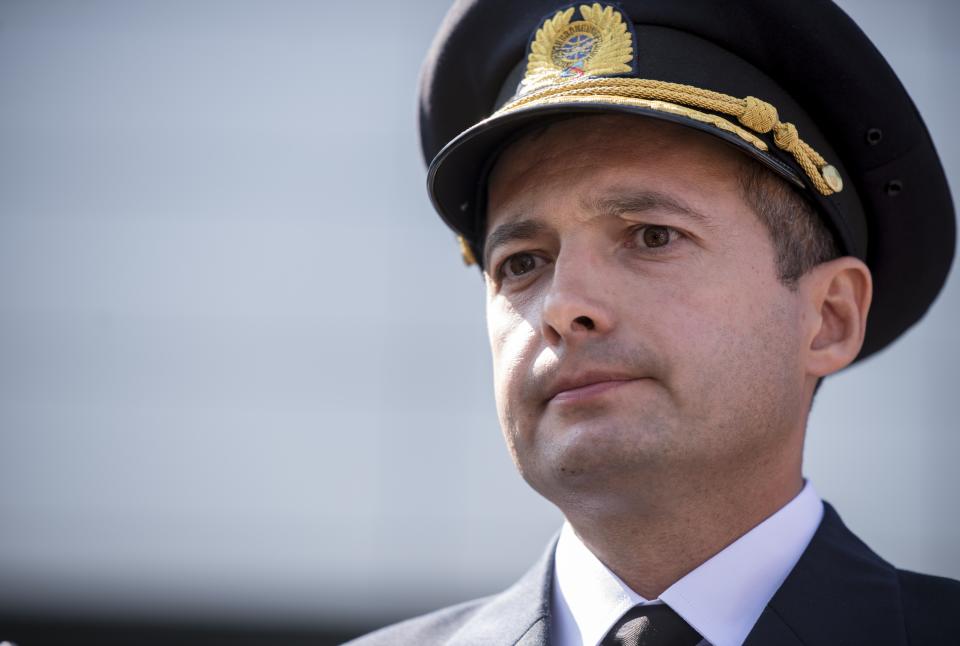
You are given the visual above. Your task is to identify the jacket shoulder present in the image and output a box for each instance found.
[897,568,960,640]
[345,536,557,646]
[343,595,493,646]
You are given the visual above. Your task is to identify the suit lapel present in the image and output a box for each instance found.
[740,605,805,645]
[744,503,907,646]
[446,537,556,646]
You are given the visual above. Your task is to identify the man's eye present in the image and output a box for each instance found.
[501,253,540,279]
[629,225,676,249]
[643,226,670,247]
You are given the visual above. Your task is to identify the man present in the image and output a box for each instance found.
[349,1,958,644]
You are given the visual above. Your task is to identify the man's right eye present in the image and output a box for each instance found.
[500,252,540,279]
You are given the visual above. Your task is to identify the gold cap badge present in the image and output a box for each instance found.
[519,4,635,96]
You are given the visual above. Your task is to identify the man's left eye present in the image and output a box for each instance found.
[628,225,676,249]
[643,226,671,247]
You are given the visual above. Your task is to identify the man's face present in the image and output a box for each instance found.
[483,115,812,508]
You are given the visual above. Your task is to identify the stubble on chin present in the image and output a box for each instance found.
[500,342,680,504]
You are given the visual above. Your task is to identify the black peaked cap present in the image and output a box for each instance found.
[418,0,955,362]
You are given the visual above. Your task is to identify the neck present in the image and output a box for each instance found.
[561,459,804,600]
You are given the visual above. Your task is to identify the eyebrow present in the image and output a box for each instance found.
[483,219,547,269]
[585,190,712,224]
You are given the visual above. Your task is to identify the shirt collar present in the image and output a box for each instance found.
[550,481,824,646]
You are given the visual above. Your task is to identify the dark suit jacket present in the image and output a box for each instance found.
[347,504,960,645]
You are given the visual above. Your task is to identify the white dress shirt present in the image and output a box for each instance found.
[550,480,823,646]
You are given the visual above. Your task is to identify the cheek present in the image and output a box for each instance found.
[631,257,795,354]
[487,300,539,403]
[656,274,802,409]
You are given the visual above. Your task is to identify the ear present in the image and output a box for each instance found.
[799,257,873,378]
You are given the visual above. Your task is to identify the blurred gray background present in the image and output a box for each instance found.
[0,0,957,636]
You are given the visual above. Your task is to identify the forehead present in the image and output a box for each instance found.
[485,114,747,229]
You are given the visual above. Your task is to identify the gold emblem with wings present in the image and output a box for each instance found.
[519,4,635,96]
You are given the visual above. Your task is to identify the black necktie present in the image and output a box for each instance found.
[600,604,703,646]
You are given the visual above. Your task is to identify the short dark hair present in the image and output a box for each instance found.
[737,158,841,288]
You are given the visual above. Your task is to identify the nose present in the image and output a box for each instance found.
[541,247,615,347]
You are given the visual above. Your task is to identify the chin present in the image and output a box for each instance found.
[518,414,676,501]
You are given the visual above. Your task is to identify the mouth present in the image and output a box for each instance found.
[547,375,644,405]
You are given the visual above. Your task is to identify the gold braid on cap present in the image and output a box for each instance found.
[496,76,843,197]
